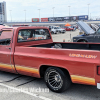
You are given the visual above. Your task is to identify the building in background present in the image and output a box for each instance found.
[0,1,7,23]
[78,15,88,20]
[41,18,48,22]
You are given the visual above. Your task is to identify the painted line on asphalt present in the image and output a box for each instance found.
[0,83,52,100]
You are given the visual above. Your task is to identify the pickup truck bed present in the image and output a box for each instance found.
[32,42,100,51]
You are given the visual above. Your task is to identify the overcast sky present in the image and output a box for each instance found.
[0,0,100,21]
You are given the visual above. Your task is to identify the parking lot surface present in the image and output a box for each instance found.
[52,29,79,42]
[0,30,100,100]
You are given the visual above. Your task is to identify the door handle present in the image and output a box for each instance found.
[6,47,11,50]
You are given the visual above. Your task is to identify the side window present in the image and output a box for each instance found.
[18,30,31,40]
[0,30,12,45]
[18,29,51,42]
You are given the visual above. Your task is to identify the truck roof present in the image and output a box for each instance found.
[0,26,51,40]
[1,26,49,32]
[1,26,49,30]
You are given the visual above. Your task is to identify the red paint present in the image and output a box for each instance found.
[41,18,48,22]
[97,66,100,75]
[64,27,74,31]
[0,26,100,87]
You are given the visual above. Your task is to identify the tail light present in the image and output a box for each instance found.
[97,66,100,75]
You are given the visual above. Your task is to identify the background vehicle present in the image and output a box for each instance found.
[56,26,66,33]
[50,26,66,34]
[64,26,74,31]
[0,26,100,93]
[73,21,100,42]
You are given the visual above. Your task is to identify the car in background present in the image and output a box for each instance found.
[50,26,66,34]
[56,26,66,33]
[73,21,100,42]
[64,26,74,31]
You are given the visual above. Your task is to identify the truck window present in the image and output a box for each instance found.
[0,30,12,45]
[18,29,51,42]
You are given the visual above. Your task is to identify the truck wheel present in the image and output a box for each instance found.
[77,40,87,42]
[44,67,71,93]
[51,31,55,34]
[51,31,54,34]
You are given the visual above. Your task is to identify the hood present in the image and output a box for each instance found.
[77,21,95,34]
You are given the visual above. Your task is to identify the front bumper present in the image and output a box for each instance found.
[61,30,66,33]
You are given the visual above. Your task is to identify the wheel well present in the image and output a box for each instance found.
[39,65,71,80]
[77,39,88,42]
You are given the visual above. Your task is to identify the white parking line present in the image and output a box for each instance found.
[0,83,52,100]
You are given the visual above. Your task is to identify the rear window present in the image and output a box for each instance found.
[18,29,51,42]
[0,30,12,45]
[0,30,12,39]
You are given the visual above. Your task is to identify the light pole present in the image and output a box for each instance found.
[38,9,40,22]
[24,10,26,22]
[68,6,71,21]
[90,13,91,20]
[52,7,55,18]
[9,10,12,22]
[68,6,70,16]
[88,4,90,20]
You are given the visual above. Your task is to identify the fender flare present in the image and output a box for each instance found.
[77,38,88,42]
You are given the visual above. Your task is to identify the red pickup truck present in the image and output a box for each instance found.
[0,26,100,93]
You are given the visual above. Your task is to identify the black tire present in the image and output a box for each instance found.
[51,31,54,34]
[77,40,87,43]
[44,67,71,93]
[62,32,65,34]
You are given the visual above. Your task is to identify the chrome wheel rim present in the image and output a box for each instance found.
[47,70,63,90]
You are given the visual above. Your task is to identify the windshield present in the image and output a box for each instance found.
[68,26,71,28]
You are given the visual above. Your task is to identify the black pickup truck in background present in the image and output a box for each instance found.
[73,21,100,42]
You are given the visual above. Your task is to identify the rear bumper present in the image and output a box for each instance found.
[97,83,100,89]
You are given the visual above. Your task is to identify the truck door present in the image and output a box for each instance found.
[0,29,15,73]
